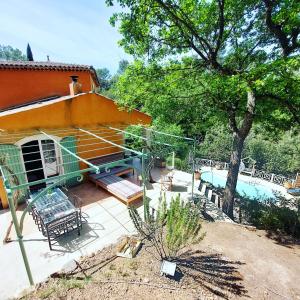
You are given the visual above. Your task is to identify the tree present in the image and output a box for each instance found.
[95,60,129,95]
[107,0,300,219]
[0,45,26,61]
[26,43,33,61]
[117,59,129,74]
[96,67,112,91]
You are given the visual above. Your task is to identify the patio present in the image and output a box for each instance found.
[0,181,138,300]
[0,166,231,300]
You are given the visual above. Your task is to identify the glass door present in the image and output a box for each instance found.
[40,140,59,177]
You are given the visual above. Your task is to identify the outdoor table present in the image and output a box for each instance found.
[28,188,81,250]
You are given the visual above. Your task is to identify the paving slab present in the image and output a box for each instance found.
[0,169,230,299]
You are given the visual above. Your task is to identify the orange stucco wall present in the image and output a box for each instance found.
[0,93,151,131]
[0,69,95,110]
[0,93,151,208]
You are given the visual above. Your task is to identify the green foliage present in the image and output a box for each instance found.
[26,43,33,61]
[129,193,204,259]
[107,0,300,217]
[198,124,300,175]
[111,59,226,137]
[124,122,190,161]
[96,60,130,96]
[244,128,300,175]
[106,0,300,137]
[96,68,112,91]
[165,194,204,257]
[117,59,129,74]
[240,197,300,238]
[0,44,26,61]
[123,125,145,151]
[197,123,232,162]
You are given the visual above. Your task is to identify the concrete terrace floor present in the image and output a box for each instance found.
[0,167,230,300]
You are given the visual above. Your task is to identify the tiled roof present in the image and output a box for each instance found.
[0,60,99,85]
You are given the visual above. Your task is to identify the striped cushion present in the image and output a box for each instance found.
[97,175,142,199]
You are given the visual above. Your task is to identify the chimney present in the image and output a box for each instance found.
[69,75,82,96]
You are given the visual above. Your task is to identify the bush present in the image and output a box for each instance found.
[129,194,204,259]
[239,197,300,238]
[197,123,232,162]
[166,156,191,172]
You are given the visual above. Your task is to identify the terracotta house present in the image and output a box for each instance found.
[0,61,151,208]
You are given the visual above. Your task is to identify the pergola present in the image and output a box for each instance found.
[0,124,195,286]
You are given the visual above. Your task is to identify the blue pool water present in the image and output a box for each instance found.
[201,171,275,200]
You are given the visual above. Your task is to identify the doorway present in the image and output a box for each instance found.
[20,138,60,191]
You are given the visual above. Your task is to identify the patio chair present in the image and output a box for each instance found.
[207,189,213,202]
[200,184,207,196]
[44,212,80,250]
[160,175,172,191]
[26,198,43,232]
[68,194,83,228]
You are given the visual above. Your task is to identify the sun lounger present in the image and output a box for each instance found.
[207,189,213,202]
[294,174,300,188]
[89,174,143,204]
[160,174,173,191]
[200,184,207,196]
[287,174,300,196]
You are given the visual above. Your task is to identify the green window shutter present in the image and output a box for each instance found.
[60,136,80,187]
[0,144,27,203]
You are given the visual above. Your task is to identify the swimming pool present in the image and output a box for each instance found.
[201,170,275,200]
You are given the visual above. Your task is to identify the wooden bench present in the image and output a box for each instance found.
[89,174,143,204]
[88,152,142,204]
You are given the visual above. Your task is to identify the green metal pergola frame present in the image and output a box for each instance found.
[108,124,196,197]
[0,124,195,287]
[0,126,145,286]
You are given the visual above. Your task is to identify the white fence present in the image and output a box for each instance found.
[195,158,295,186]
[195,158,229,170]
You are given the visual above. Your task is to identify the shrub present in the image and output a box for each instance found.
[197,123,232,162]
[129,193,204,259]
[239,197,300,238]
[166,156,190,172]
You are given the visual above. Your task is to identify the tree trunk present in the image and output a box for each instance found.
[222,134,245,219]
[222,90,256,219]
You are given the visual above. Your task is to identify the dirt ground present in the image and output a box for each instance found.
[20,221,300,300]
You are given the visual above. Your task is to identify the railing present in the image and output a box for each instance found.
[195,158,229,170]
[195,158,295,186]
